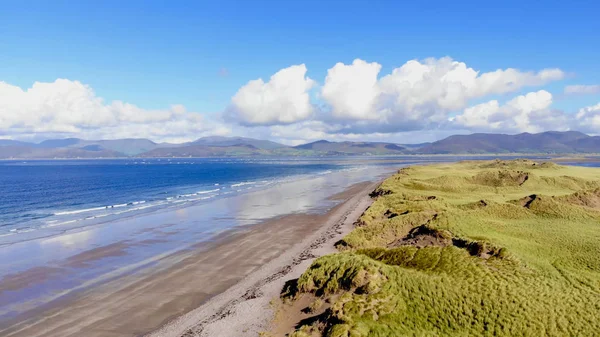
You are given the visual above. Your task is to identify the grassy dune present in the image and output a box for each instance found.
[281,160,600,337]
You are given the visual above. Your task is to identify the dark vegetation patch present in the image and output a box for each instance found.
[382,209,399,219]
[352,143,376,148]
[452,238,509,259]
[519,194,539,208]
[369,187,393,198]
[383,144,404,151]
[281,278,300,301]
[397,167,414,175]
[460,199,490,210]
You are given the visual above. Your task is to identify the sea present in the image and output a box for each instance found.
[0,157,418,245]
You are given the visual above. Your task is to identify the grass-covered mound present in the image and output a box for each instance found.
[282,160,600,337]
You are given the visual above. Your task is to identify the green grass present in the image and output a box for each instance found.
[286,160,600,336]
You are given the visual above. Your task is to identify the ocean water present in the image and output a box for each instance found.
[0,157,423,244]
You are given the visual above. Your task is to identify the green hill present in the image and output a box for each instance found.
[277,159,600,337]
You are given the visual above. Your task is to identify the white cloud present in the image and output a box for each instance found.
[564,84,600,95]
[453,90,567,133]
[321,59,382,120]
[575,103,600,131]
[227,64,316,126]
[0,79,227,142]
[0,57,579,144]
[319,57,565,132]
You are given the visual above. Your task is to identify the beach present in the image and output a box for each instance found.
[150,181,378,337]
[0,166,387,337]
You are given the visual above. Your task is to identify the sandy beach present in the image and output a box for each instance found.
[150,181,378,337]
[0,178,380,337]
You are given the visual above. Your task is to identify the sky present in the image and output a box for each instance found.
[1,0,599,145]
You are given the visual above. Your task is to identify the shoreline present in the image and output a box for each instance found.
[147,180,379,337]
[2,153,600,161]
[0,179,381,337]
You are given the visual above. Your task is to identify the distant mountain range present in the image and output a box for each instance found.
[1,131,599,159]
[294,140,408,154]
[417,131,600,154]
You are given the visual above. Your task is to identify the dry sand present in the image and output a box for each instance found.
[0,181,378,337]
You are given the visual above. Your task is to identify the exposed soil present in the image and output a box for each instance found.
[269,293,332,337]
[479,159,555,169]
[390,224,452,248]
[383,209,399,219]
[452,239,506,259]
[519,194,540,208]
[472,170,530,187]
[388,214,507,260]
[369,187,393,198]
[560,188,600,210]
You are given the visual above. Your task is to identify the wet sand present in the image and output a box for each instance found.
[0,181,378,337]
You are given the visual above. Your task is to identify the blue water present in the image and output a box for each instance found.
[0,158,349,235]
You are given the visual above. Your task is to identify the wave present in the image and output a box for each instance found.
[316,170,334,175]
[231,181,257,188]
[50,189,222,228]
[4,166,361,242]
[54,201,146,216]
[54,206,107,216]
[46,219,77,227]
[197,188,220,194]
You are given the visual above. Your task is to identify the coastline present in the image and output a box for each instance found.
[0,179,381,337]
[148,180,379,337]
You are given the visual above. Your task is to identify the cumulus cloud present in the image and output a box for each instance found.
[227,64,316,126]
[564,84,600,95]
[0,79,227,142]
[453,90,568,133]
[575,103,600,132]
[0,57,583,144]
[321,59,382,120]
[319,57,565,133]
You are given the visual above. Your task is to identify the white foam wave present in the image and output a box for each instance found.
[231,181,257,188]
[197,188,220,194]
[54,200,146,216]
[54,206,106,216]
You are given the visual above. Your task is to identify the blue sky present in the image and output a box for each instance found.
[1,0,600,143]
